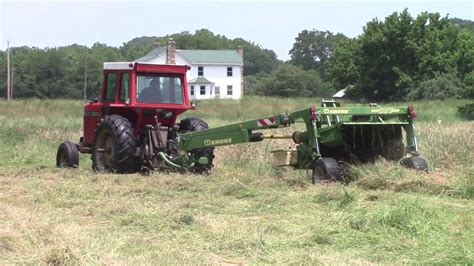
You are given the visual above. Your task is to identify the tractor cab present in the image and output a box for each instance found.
[82,62,193,146]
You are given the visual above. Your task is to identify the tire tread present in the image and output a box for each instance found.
[179,117,215,174]
[92,115,138,173]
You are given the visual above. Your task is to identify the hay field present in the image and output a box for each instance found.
[0,97,472,264]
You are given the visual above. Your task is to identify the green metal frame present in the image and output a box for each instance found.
[162,100,419,171]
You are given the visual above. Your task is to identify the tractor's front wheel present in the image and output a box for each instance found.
[56,141,79,168]
[312,157,343,183]
[179,117,215,174]
[92,115,138,173]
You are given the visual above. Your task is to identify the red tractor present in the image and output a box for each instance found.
[56,62,214,174]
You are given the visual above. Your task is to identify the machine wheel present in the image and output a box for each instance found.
[56,141,79,168]
[179,117,215,174]
[400,156,428,171]
[312,157,343,183]
[92,115,138,173]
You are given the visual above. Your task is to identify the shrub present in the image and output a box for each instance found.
[251,64,335,97]
[457,103,474,120]
[408,73,465,100]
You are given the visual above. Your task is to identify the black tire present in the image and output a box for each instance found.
[56,141,79,168]
[92,115,138,173]
[179,117,215,174]
[312,157,343,183]
[400,156,428,171]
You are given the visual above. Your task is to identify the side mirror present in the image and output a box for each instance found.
[191,101,197,109]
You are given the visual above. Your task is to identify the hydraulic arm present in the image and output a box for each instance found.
[176,101,421,172]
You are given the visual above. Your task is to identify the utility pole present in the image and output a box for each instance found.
[83,51,88,100]
[6,40,10,101]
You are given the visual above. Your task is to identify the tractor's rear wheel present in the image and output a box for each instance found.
[312,157,343,183]
[400,156,428,171]
[56,141,79,168]
[92,115,138,173]
[179,117,215,174]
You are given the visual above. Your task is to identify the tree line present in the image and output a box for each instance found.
[0,29,281,99]
[247,11,473,101]
[0,10,473,101]
[326,11,473,101]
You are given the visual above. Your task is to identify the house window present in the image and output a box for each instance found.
[198,67,204,76]
[190,85,194,96]
[200,85,206,95]
[227,85,233,96]
[227,67,233,77]
[104,73,117,101]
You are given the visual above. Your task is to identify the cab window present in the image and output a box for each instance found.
[120,73,129,101]
[104,73,117,101]
[136,74,184,104]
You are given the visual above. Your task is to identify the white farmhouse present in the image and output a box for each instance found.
[136,38,244,100]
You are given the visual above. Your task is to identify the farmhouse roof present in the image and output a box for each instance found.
[135,47,243,66]
[135,46,167,62]
[178,50,243,65]
[188,77,214,85]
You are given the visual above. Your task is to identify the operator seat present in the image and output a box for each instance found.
[138,79,162,103]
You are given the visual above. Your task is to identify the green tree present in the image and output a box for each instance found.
[0,51,6,97]
[10,46,46,98]
[456,29,474,98]
[244,72,271,96]
[327,9,474,101]
[289,30,347,77]
[450,17,474,33]
[254,64,334,97]
[87,43,124,98]
[121,36,156,61]
[407,72,465,100]
[239,42,280,76]
[325,38,360,91]
[354,9,417,100]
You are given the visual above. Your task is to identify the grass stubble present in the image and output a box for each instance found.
[0,97,472,264]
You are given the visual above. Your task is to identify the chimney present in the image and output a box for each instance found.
[237,46,244,57]
[167,38,176,64]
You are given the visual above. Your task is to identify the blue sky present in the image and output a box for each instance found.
[1,0,473,60]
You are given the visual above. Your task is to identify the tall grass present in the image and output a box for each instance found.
[0,97,472,264]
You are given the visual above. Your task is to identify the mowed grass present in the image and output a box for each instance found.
[0,97,472,264]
